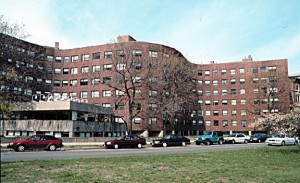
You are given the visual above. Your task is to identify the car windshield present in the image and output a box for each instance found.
[163,135,171,139]
[252,134,262,137]
[203,131,212,135]
[228,134,236,137]
[273,134,285,138]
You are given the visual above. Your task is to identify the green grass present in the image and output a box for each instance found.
[1,146,300,183]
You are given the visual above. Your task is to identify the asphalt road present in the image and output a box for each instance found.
[1,143,265,162]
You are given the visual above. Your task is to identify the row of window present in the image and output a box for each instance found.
[199,109,247,116]
[198,66,277,76]
[203,120,247,127]
[198,77,277,86]
[47,50,167,63]
[199,98,279,106]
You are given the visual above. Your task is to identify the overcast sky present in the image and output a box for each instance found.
[1,0,299,74]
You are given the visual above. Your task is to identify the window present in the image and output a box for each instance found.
[222,100,228,105]
[82,54,89,61]
[253,78,259,83]
[93,52,100,59]
[231,89,236,95]
[163,53,169,58]
[115,103,124,110]
[253,89,259,93]
[213,69,218,75]
[213,90,218,95]
[223,120,228,127]
[230,79,236,85]
[260,66,268,72]
[231,100,237,105]
[71,55,78,62]
[103,77,111,84]
[80,79,88,85]
[239,68,245,74]
[205,111,211,116]
[268,66,277,72]
[70,79,77,86]
[64,56,69,63]
[53,80,60,87]
[205,100,211,105]
[213,110,219,116]
[117,50,125,57]
[221,69,226,75]
[80,91,88,98]
[241,99,246,105]
[240,89,246,95]
[132,50,142,56]
[149,50,158,57]
[240,78,245,84]
[204,70,210,76]
[252,67,258,73]
[92,65,100,72]
[63,68,69,74]
[133,117,141,124]
[205,90,210,96]
[132,62,142,70]
[205,121,211,126]
[198,70,203,76]
[149,117,157,125]
[241,120,247,127]
[213,100,219,105]
[103,64,112,71]
[70,68,78,74]
[104,51,112,59]
[198,90,203,96]
[92,91,100,98]
[149,103,157,110]
[213,80,218,85]
[198,120,204,126]
[102,103,111,108]
[116,90,125,96]
[222,110,228,116]
[117,64,126,71]
[221,79,227,85]
[55,56,62,63]
[198,100,203,105]
[232,120,237,126]
[132,76,142,83]
[230,69,235,75]
[204,80,210,85]
[91,78,100,85]
[198,110,203,116]
[103,90,111,97]
[254,98,260,104]
[198,80,203,85]
[81,66,89,73]
[222,89,227,95]
[261,78,268,83]
[69,92,77,98]
[149,90,157,97]
[231,110,237,116]
[62,80,68,87]
[54,68,61,74]
[212,120,218,126]
[241,110,246,116]
[47,56,53,62]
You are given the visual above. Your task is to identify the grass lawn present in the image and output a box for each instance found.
[1,146,300,183]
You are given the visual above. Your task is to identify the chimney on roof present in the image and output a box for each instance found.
[55,42,59,50]
[242,54,253,62]
[117,35,136,43]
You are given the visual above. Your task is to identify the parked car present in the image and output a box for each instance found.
[224,133,250,144]
[151,134,190,147]
[7,134,64,152]
[265,134,298,146]
[104,135,146,149]
[195,131,224,145]
[249,133,271,143]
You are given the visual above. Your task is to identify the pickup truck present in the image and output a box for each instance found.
[195,131,224,145]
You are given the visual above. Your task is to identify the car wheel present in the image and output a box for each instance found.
[218,139,223,145]
[205,140,210,145]
[49,144,56,151]
[182,142,186,147]
[137,143,142,148]
[232,140,235,144]
[162,142,167,147]
[114,144,119,149]
[17,145,25,152]
[244,139,248,144]
[258,139,261,143]
[281,141,285,146]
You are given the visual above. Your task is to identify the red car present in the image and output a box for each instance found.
[7,134,64,152]
[104,135,146,149]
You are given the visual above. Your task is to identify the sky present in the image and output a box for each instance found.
[1,0,299,74]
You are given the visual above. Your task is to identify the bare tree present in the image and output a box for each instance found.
[0,15,50,135]
[145,52,198,136]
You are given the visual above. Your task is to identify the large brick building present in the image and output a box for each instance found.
[1,34,291,137]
